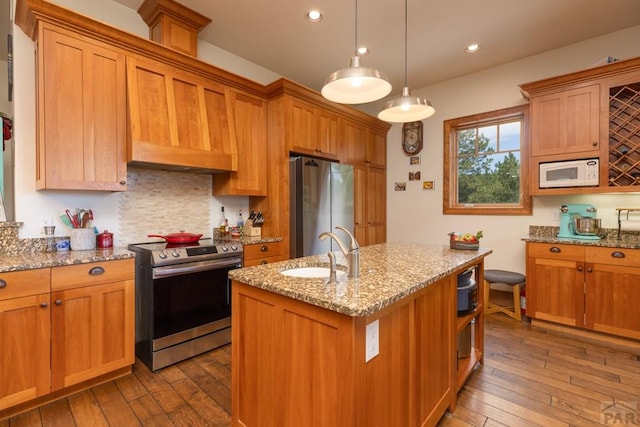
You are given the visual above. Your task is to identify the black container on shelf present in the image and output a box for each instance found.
[457,268,478,316]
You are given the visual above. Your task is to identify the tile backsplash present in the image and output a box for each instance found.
[118,167,212,246]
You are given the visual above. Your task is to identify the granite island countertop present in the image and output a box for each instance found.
[229,242,492,317]
[524,226,640,249]
[0,247,135,273]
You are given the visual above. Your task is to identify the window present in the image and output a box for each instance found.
[443,105,531,215]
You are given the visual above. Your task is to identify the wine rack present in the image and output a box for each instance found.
[608,83,640,186]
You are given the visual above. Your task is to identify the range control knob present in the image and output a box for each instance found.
[171,250,181,258]
[221,245,229,252]
[231,244,238,251]
[158,250,168,259]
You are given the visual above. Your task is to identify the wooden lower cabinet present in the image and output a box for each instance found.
[242,241,286,267]
[232,274,455,427]
[0,269,51,411]
[0,259,135,416]
[527,243,640,339]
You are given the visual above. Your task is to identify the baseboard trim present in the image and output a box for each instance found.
[531,319,640,352]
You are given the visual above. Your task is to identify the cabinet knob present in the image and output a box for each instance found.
[119,180,126,185]
[40,302,48,308]
[0,279,6,288]
[260,245,268,252]
[587,267,593,273]
[89,266,105,275]
[611,251,626,258]
[261,260,268,265]
[55,299,62,305]
[549,246,561,253]
[592,141,598,147]
[577,265,583,272]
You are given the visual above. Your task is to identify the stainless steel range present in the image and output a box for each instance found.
[128,238,242,371]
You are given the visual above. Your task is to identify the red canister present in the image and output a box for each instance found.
[96,230,113,248]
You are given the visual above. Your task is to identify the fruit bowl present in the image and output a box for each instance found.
[448,231,483,251]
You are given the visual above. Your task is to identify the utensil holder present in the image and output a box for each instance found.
[71,228,96,250]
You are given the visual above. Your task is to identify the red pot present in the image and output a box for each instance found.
[147,232,203,244]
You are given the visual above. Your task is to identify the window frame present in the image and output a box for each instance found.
[443,105,532,215]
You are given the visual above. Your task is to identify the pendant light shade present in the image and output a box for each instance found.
[321,0,391,104]
[378,86,435,123]
[322,56,392,104]
[378,0,435,122]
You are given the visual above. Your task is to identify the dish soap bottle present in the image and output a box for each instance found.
[219,207,226,236]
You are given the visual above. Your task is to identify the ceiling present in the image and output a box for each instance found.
[7,0,640,107]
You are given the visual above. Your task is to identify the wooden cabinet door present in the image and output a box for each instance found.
[288,98,317,154]
[366,168,386,245]
[530,84,600,157]
[213,91,267,196]
[367,130,387,169]
[51,280,134,390]
[317,109,339,158]
[527,256,585,327]
[342,119,367,165]
[38,25,127,191]
[0,293,51,410]
[127,55,236,171]
[353,165,368,245]
[585,262,640,339]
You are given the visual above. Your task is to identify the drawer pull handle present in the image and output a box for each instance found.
[549,246,561,253]
[0,279,6,288]
[40,302,48,308]
[55,299,62,306]
[611,251,626,258]
[260,245,268,252]
[89,266,105,275]
[261,260,268,265]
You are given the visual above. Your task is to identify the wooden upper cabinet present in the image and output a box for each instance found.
[37,24,128,191]
[342,119,368,165]
[367,130,387,168]
[213,90,268,196]
[287,97,339,159]
[343,119,387,168]
[529,84,600,157]
[126,55,237,171]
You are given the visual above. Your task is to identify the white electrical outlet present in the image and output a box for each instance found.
[365,320,379,362]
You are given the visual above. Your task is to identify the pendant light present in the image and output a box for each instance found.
[321,0,392,104]
[378,0,435,123]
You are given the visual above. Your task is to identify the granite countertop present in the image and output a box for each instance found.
[0,247,135,273]
[229,242,492,317]
[524,226,640,249]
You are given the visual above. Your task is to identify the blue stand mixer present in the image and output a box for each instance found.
[557,203,601,240]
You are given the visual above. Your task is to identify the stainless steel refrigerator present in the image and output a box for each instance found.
[290,156,354,258]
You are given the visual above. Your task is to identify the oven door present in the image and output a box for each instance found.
[151,257,241,341]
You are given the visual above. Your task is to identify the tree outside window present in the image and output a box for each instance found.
[444,105,532,215]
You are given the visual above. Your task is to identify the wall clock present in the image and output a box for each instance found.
[402,121,423,155]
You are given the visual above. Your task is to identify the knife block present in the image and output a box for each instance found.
[244,223,261,237]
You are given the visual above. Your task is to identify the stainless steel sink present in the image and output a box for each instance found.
[280,267,347,279]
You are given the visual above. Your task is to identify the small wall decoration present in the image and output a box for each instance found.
[402,121,423,155]
[409,155,421,165]
[423,181,434,190]
[409,171,421,181]
[394,182,406,191]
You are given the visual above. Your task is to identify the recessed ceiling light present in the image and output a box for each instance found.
[356,46,370,56]
[306,10,323,22]
[465,43,481,53]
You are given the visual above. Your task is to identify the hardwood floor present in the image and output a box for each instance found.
[2,314,639,426]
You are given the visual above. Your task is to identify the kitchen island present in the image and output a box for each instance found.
[229,242,492,427]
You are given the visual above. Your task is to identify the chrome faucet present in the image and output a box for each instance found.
[318,226,360,278]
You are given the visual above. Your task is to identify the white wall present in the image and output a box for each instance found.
[385,25,640,273]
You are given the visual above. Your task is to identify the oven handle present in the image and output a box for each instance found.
[152,257,242,279]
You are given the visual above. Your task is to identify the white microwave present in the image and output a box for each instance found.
[539,158,599,188]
